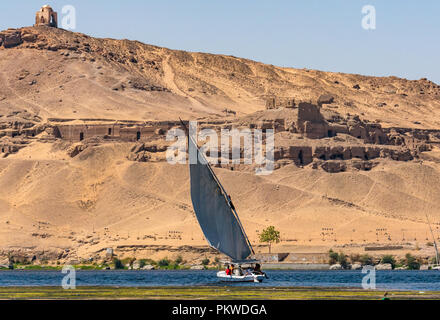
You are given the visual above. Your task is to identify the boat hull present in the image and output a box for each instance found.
[217,271,265,283]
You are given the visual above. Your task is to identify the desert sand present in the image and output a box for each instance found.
[1,25,440,265]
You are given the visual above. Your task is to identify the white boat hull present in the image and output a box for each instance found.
[217,271,265,283]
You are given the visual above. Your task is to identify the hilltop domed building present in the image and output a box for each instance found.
[34,5,58,28]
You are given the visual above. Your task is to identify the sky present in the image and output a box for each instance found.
[1,1,439,83]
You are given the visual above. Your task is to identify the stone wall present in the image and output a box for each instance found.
[265,97,295,109]
[56,124,119,142]
[54,123,172,142]
[297,102,329,139]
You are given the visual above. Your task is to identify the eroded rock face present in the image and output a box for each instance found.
[127,142,169,162]
[67,144,87,158]
[311,159,379,173]
[320,161,347,173]
[21,32,37,42]
[317,94,335,106]
[0,30,22,48]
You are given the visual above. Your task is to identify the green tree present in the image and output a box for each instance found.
[259,226,281,253]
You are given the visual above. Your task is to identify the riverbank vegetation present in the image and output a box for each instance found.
[3,255,219,271]
[328,250,430,270]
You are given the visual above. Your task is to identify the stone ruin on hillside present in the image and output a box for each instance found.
[34,5,58,28]
[265,97,296,109]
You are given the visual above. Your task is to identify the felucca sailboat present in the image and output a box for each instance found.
[182,120,266,282]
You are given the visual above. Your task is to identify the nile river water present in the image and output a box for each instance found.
[1,270,440,291]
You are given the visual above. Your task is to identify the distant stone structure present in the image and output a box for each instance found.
[297,102,329,139]
[266,97,295,110]
[34,5,58,28]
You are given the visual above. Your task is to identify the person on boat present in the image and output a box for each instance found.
[225,265,231,275]
[244,266,253,275]
[253,263,263,274]
[233,265,244,276]
[253,263,268,278]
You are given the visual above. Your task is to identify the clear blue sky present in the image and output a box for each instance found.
[2,1,439,83]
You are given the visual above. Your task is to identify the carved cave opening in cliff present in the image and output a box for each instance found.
[330,153,344,160]
[79,132,84,141]
[53,127,62,138]
[298,150,304,165]
[108,128,112,135]
[136,131,141,141]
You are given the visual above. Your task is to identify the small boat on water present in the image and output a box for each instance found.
[181,120,266,282]
[216,271,266,283]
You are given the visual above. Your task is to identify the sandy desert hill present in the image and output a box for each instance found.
[1,26,440,266]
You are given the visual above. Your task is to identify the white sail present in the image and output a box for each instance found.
[188,135,253,261]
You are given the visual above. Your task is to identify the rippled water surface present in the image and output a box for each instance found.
[1,270,440,291]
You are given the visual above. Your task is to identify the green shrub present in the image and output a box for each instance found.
[381,255,396,269]
[201,258,210,266]
[328,249,339,265]
[113,258,124,269]
[158,259,170,267]
[404,253,420,270]
[174,256,183,265]
[328,250,348,268]
[121,257,135,267]
[337,252,348,269]
[349,253,361,264]
[359,254,373,266]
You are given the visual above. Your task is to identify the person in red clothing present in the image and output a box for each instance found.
[225,264,231,275]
